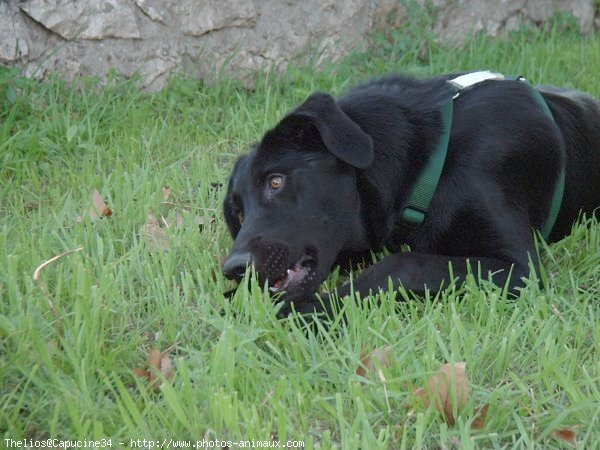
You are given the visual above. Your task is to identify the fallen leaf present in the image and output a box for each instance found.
[356,345,392,377]
[160,355,174,381]
[133,367,149,379]
[471,404,489,430]
[162,210,212,229]
[411,362,470,425]
[552,428,576,445]
[76,189,112,222]
[140,213,169,251]
[90,188,112,218]
[133,348,175,390]
[148,348,163,375]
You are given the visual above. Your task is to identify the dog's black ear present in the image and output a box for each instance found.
[284,92,374,169]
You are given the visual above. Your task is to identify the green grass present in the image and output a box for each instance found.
[1,19,599,449]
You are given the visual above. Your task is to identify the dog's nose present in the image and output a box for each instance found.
[222,251,254,280]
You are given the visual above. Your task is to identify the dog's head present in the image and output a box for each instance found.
[222,92,374,302]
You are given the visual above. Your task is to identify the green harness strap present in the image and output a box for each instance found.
[399,74,564,240]
[528,87,565,239]
[400,100,453,227]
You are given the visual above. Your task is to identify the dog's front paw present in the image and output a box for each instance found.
[276,293,334,318]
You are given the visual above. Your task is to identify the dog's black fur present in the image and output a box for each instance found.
[222,73,600,314]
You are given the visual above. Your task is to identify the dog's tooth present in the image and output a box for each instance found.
[269,287,278,292]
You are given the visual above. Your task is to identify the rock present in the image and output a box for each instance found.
[0,2,29,62]
[171,0,257,36]
[134,0,168,25]
[1,0,597,91]
[429,0,596,45]
[19,0,141,40]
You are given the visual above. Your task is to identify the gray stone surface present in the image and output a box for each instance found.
[19,0,142,40]
[428,0,597,44]
[0,2,29,62]
[134,0,167,25]
[1,0,598,91]
[172,0,256,36]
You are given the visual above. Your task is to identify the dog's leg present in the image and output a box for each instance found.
[280,251,537,317]
[335,253,535,299]
[277,294,335,318]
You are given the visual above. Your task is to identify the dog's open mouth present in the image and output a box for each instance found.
[269,252,316,294]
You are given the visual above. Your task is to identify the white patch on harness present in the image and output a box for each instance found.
[448,70,505,90]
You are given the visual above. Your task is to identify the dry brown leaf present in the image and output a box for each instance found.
[356,345,392,377]
[90,189,112,218]
[410,362,470,425]
[133,367,149,380]
[140,208,211,251]
[552,428,577,445]
[165,210,212,229]
[147,348,163,377]
[134,348,175,390]
[471,404,489,430]
[160,355,174,382]
[76,189,112,222]
[140,213,169,251]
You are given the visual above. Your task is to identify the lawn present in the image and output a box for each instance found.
[1,18,599,449]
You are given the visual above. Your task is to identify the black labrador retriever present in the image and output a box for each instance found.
[222,72,600,314]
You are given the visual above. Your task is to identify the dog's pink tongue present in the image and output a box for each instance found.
[273,266,308,290]
[286,266,308,283]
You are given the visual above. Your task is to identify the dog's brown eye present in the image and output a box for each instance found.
[268,175,284,190]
